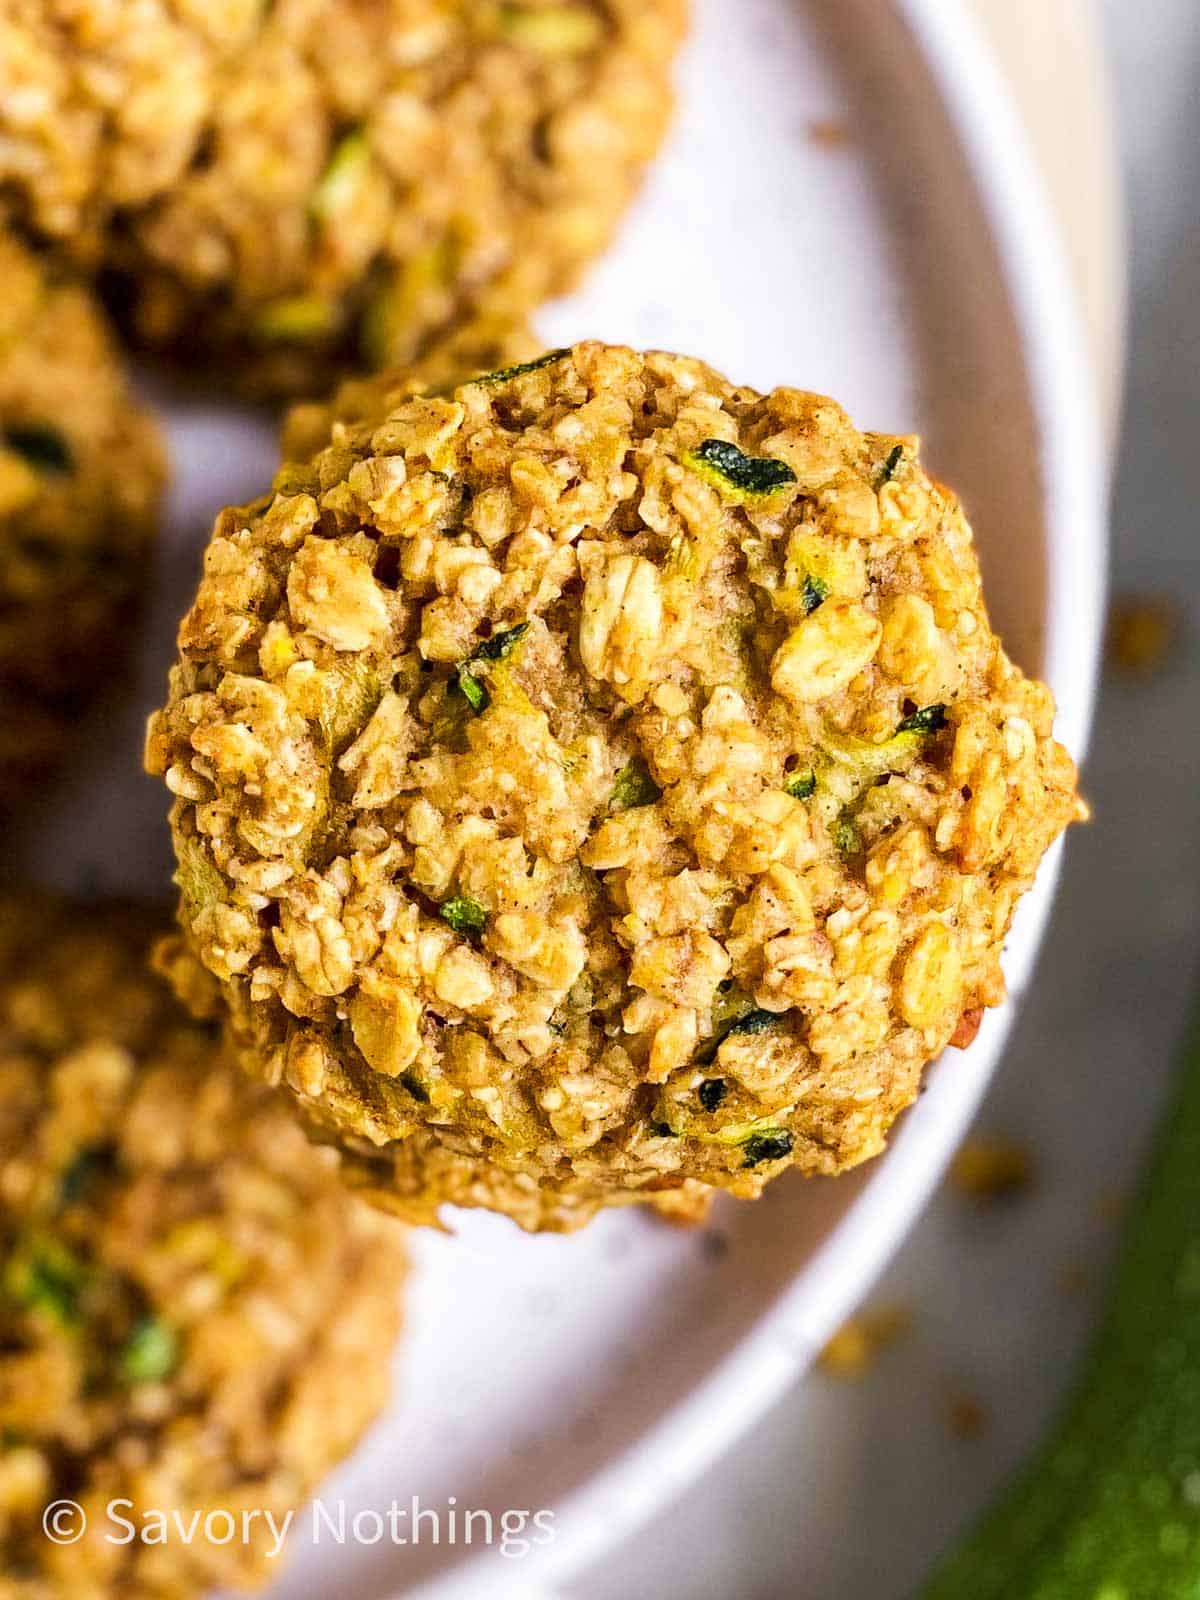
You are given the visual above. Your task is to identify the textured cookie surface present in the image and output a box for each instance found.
[0,896,405,1597]
[0,0,685,393]
[147,342,1082,1230]
[0,235,164,803]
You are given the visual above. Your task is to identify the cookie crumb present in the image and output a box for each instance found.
[946,1392,989,1439]
[1107,596,1181,677]
[1059,1262,1090,1296]
[700,1230,729,1261]
[949,1006,984,1050]
[817,1304,912,1379]
[807,118,851,149]
[949,1136,1033,1200]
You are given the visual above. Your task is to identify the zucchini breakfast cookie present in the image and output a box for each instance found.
[0,234,164,804]
[0,0,685,396]
[146,342,1083,1232]
[0,896,406,1598]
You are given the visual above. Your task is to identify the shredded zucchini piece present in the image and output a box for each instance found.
[400,1070,431,1105]
[495,7,603,54]
[4,1238,87,1324]
[120,1316,180,1384]
[254,294,338,343]
[741,1129,794,1168]
[471,350,570,387]
[610,757,661,811]
[896,703,948,736]
[439,897,488,937]
[311,127,370,221]
[684,438,798,500]
[698,1078,728,1112]
[696,1006,780,1068]
[878,443,905,485]
[800,573,830,616]
[452,623,531,715]
[472,623,530,661]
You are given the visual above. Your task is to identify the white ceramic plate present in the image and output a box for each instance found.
[10,0,1106,1594]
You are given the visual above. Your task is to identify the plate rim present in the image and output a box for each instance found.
[400,0,1111,1590]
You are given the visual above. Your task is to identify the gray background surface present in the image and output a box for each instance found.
[581,4,1200,1594]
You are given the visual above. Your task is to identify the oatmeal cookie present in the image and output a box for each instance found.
[0,0,685,395]
[0,895,406,1598]
[0,234,165,803]
[147,342,1083,1231]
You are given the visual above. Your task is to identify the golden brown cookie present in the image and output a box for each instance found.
[147,342,1083,1230]
[0,236,165,805]
[0,0,686,395]
[0,895,406,1597]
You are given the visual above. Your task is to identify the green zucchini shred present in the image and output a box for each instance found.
[310,127,370,221]
[833,817,864,859]
[610,757,662,812]
[728,1010,778,1039]
[253,294,338,344]
[698,1078,728,1112]
[471,622,530,662]
[878,443,905,486]
[741,1129,794,1168]
[800,574,830,615]
[3,423,72,475]
[315,656,384,753]
[59,1143,117,1206]
[119,1315,180,1384]
[4,1237,87,1324]
[439,896,488,937]
[471,349,570,387]
[175,835,226,927]
[896,703,948,736]
[400,1070,431,1105]
[684,438,798,499]
[696,1006,780,1068]
[452,623,531,716]
[815,705,950,804]
[496,6,603,53]
[785,768,817,801]
[454,669,488,714]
